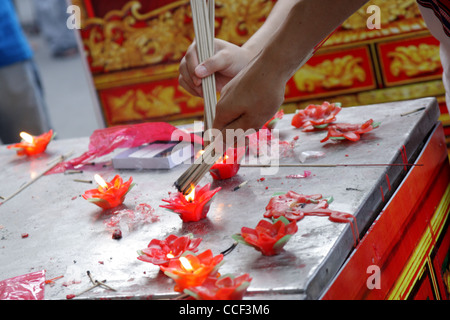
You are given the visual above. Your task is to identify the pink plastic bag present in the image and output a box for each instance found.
[0,270,46,300]
[48,122,203,174]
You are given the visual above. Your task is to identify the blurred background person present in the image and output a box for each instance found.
[33,0,78,58]
[0,0,52,144]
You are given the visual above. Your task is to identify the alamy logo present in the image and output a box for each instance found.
[66,5,81,30]
[366,265,381,289]
[366,5,381,30]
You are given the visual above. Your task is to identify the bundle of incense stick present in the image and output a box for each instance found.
[174,6,338,195]
[175,136,229,194]
[190,0,216,132]
[174,0,218,194]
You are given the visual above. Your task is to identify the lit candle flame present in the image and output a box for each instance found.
[166,252,175,259]
[94,174,108,189]
[195,149,205,160]
[185,186,195,202]
[179,257,194,272]
[20,132,34,144]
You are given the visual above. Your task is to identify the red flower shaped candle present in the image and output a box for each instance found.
[209,147,245,180]
[264,191,360,246]
[291,102,341,131]
[82,174,134,209]
[160,250,224,292]
[320,119,380,143]
[264,191,332,222]
[137,234,202,267]
[232,217,298,256]
[184,274,252,300]
[160,183,221,222]
[7,130,54,156]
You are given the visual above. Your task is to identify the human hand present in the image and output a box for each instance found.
[178,38,254,97]
[212,53,287,135]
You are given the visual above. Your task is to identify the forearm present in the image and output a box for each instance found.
[242,0,300,56]
[248,0,369,82]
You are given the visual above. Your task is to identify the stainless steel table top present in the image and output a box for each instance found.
[0,98,439,300]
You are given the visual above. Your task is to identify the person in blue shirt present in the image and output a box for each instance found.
[0,0,52,144]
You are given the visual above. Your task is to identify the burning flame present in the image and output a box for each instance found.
[94,174,109,189]
[185,185,195,202]
[20,132,34,144]
[179,257,194,272]
[166,252,175,259]
[197,150,205,156]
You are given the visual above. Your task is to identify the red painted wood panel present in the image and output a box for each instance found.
[322,123,450,299]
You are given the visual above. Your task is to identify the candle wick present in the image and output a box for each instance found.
[221,242,238,256]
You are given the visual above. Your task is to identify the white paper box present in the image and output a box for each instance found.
[112,141,194,169]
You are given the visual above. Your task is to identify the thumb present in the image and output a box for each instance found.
[195,54,230,79]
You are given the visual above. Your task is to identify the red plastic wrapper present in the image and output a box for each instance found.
[47,122,203,174]
[0,270,46,300]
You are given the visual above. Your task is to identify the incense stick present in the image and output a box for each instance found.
[400,107,426,117]
[240,163,423,168]
[191,0,216,133]
[175,138,225,193]
[174,0,248,194]
[73,179,93,184]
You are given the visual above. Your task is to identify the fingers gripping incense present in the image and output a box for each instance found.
[175,2,336,195]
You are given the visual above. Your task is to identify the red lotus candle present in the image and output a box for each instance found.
[209,147,245,180]
[184,273,252,300]
[320,119,380,143]
[137,234,202,267]
[264,191,332,222]
[291,102,341,131]
[232,217,298,256]
[7,130,54,156]
[160,183,221,222]
[263,191,359,246]
[82,174,134,209]
[160,250,224,292]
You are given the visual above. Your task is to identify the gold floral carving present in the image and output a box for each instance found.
[293,55,366,92]
[388,43,441,77]
[325,0,425,46]
[82,0,274,73]
[342,0,421,30]
[84,1,193,72]
[106,86,182,124]
[215,0,274,45]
